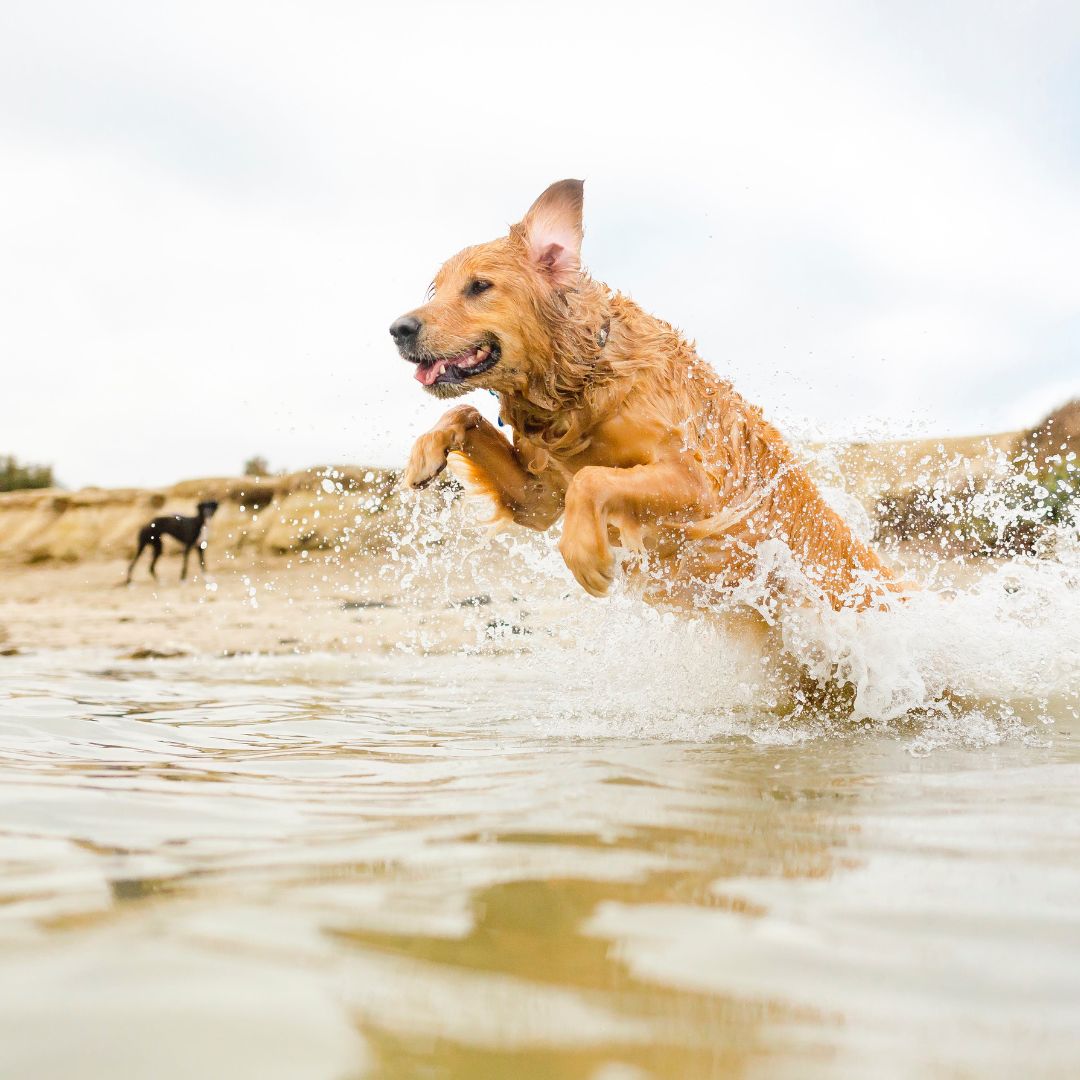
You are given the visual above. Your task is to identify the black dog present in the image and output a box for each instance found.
[127,500,219,583]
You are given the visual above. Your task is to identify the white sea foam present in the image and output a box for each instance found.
[391,460,1080,749]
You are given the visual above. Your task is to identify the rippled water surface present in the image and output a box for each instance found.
[2,638,1079,1080]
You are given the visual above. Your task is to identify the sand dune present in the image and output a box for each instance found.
[0,466,406,566]
[0,432,1025,568]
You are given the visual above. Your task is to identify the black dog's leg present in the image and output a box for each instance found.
[181,544,191,581]
[198,543,207,575]
[126,539,147,584]
[148,537,163,580]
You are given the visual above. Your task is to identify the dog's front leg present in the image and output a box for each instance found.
[560,461,711,597]
[405,405,562,529]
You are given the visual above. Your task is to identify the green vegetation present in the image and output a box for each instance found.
[0,455,55,492]
[1031,458,1078,527]
[243,455,270,477]
[876,455,1077,556]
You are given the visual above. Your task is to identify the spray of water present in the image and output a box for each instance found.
[366,440,1080,750]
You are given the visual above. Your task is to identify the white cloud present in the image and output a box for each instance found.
[1,0,1078,486]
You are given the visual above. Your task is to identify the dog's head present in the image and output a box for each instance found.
[390,180,586,399]
[198,500,219,518]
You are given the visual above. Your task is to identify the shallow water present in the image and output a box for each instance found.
[1,637,1079,1079]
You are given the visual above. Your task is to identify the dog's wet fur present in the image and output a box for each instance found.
[127,500,219,583]
[395,180,901,611]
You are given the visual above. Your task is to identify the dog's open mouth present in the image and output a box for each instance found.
[412,341,500,387]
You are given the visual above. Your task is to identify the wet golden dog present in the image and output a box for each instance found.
[393,180,899,611]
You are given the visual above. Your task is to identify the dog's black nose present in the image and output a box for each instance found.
[390,315,422,345]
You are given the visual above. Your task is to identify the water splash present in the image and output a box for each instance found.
[309,440,1080,749]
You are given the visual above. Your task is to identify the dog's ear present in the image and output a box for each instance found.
[513,179,584,288]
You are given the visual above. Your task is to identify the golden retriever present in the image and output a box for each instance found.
[392,180,900,611]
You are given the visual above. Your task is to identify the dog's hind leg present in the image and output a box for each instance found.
[180,544,191,581]
[148,537,163,581]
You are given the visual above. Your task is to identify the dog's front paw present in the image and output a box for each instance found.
[559,535,615,597]
[404,430,455,489]
[403,406,482,490]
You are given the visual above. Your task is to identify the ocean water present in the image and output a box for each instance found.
[2,521,1079,1078]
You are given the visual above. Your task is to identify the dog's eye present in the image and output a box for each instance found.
[467,279,493,297]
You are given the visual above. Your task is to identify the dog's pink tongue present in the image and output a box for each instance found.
[415,361,445,386]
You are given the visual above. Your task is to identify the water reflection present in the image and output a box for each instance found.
[0,650,1077,1079]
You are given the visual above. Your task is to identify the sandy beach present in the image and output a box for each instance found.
[0,542,581,661]
[0,426,1034,662]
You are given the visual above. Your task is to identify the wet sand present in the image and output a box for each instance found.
[0,554,403,658]
[0,547,571,659]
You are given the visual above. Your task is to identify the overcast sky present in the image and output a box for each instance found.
[3,0,1079,489]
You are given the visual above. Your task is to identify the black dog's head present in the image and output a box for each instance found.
[197,500,219,519]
